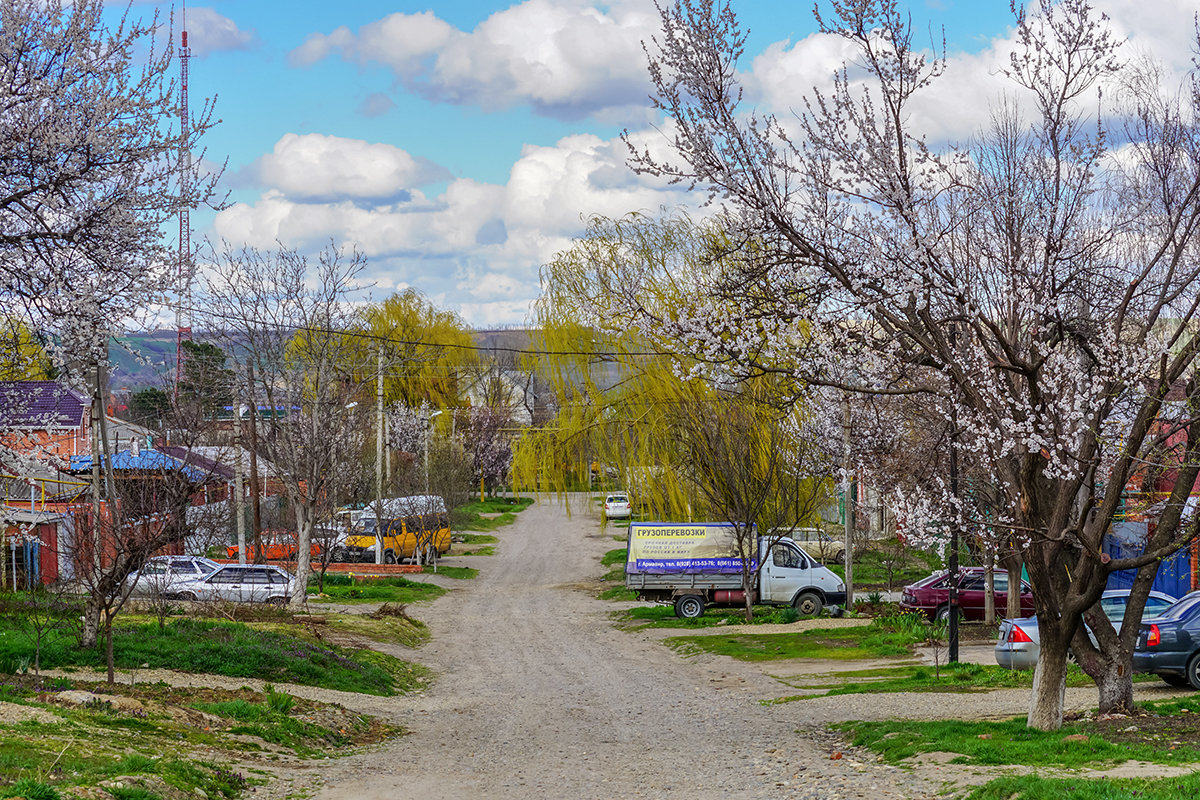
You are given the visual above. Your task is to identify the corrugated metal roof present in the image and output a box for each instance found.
[68,448,216,482]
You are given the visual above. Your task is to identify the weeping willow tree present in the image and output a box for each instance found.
[359,289,478,409]
[514,212,834,539]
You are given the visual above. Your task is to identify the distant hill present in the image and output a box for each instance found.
[108,328,542,392]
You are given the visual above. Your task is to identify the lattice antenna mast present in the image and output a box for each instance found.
[174,0,193,399]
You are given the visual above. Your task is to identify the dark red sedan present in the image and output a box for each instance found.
[900,567,1035,621]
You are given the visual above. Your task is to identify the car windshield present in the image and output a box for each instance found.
[1156,593,1200,622]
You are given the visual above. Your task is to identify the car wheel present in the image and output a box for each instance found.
[793,591,821,618]
[833,550,846,566]
[384,550,397,565]
[935,604,955,623]
[180,591,198,602]
[1161,673,1190,688]
[674,595,705,619]
[266,596,287,607]
[1187,653,1200,691]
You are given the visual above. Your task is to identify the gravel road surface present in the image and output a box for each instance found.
[289,498,940,800]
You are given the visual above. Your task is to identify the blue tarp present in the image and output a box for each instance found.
[1104,521,1194,599]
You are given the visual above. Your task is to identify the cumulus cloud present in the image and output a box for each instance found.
[288,0,657,122]
[212,129,689,325]
[184,7,257,57]
[253,133,451,203]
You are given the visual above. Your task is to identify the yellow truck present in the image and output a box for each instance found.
[332,495,451,564]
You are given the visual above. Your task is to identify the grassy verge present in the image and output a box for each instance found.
[598,547,636,601]
[960,773,1200,800]
[308,574,447,604]
[832,696,1200,800]
[456,497,533,532]
[665,615,925,661]
[0,617,421,696]
[765,662,1113,703]
[615,604,809,629]
[454,533,498,556]
[837,714,1200,767]
[422,564,478,579]
[0,678,397,799]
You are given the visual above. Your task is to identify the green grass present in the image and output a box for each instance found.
[308,574,446,604]
[665,616,924,661]
[421,565,477,579]
[961,773,1200,800]
[837,716,1200,767]
[458,534,498,544]
[766,662,1102,702]
[616,604,807,629]
[0,679,393,799]
[190,694,361,757]
[456,497,532,531]
[0,617,407,696]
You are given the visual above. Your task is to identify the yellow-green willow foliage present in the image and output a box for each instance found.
[513,212,830,525]
[359,289,478,408]
[0,317,52,380]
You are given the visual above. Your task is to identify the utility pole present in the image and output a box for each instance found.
[949,420,961,663]
[233,372,246,565]
[375,343,384,565]
[842,395,855,608]
[247,362,263,564]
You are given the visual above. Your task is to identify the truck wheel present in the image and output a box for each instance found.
[674,595,705,619]
[384,550,397,565]
[793,592,821,618]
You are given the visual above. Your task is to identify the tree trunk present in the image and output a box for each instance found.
[104,616,115,685]
[1001,551,1023,619]
[983,548,995,625]
[292,503,312,607]
[1095,658,1134,715]
[81,594,100,650]
[1028,638,1070,730]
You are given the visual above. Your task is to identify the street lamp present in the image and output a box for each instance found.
[424,410,443,495]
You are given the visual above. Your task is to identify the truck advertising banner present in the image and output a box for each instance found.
[626,522,754,574]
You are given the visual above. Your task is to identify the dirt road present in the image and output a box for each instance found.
[296,498,938,800]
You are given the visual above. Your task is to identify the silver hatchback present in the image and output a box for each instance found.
[180,564,297,605]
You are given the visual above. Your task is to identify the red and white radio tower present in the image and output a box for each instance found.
[174,0,193,397]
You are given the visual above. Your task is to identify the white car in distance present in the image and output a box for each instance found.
[603,493,631,520]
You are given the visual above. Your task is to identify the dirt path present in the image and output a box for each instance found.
[268,497,934,800]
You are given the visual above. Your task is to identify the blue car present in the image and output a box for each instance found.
[1134,591,1200,688]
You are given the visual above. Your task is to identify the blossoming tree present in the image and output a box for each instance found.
[628,0,1200,729]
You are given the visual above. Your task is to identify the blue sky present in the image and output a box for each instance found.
[120,0,1194,327]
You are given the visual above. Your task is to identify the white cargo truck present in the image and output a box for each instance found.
[624,521,847,618]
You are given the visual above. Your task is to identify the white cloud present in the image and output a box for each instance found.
[212,129,689,326]
[288,0,657,122]
[253,133,450,203]
[185,7,257,57]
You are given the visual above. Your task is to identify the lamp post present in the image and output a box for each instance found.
[424,409,443,495]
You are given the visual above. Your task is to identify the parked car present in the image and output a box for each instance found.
[225,529,322,561]
[900,567,1035,621]
[788,527,845,564]
[125,555,220,599]
[996,589,1177,670]
[178,564,296,605]
[1134,590,1200,688]
[603,493,631,520]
